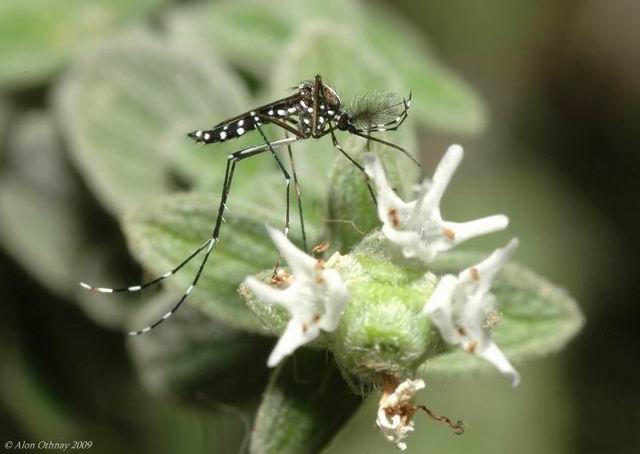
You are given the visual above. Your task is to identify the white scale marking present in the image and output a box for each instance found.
[277,109,286,116]
[195,130,203,138]
[162,271,173,278]
[254,116,259,121]
[268,110,274,115]
[162,312,172,320]
[97,287,113,293]
[223,125,228,131]
[307,107,313,113]
[186,285,194,294]
[319,116,325,123]
[79,282,91,290]
[327,110,334,115]
[288,107,296,113]
[300,100,308,108]
[128,285,142,291]
[141,327,151,333]
[219,131,227,140]
[238,119,244,127]
[237,127,245,135]
[320,105,325,110]
[203,133,210,140]
[303,118,310,125]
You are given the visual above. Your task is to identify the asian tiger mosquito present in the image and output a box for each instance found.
[80,74,415,335]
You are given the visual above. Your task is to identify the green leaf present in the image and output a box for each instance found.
[360,7,487,134]
[55,31,257,215]
[128,292,271,403]
[164,0,363,78]
[123,192,320,332]
[422,251,585,376]
[0,0,166,89]
[0,111,144,328]
[250,349,361,454]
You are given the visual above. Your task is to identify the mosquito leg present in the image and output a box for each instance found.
[78,138,298,297]
[285,131,308,252]
[351,131,420,167]
[328,123,377,205]
[127,143,280,336]
[254,123,293,277]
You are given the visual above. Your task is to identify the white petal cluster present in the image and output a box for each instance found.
[244,226,349,367]
[376,379,425,451]
[363,145,508,262]
[423,239,521,386]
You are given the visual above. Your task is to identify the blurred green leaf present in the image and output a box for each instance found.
[0,0,166,89]
[123,192,319,332]
[0,111,144,328]
[55,32,258,215]
[422,251,584,376]
[164,0,363,78]
[0,98,9,151]
[250,349,361,454]
[359,8,487,134]
[0,112,84,295]
[128,292,271,402]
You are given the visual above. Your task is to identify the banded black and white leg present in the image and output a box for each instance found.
[80,136,299,335]
[286,132,308,252]
[128,137,302,335]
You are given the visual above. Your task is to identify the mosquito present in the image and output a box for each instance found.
[80,74,415,335]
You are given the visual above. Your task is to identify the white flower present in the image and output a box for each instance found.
[363,145,509,262]
[423,239,521,386]
[244,226,349,367]
[376,378,425,451]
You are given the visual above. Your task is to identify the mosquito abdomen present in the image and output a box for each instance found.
[188,115,259,144]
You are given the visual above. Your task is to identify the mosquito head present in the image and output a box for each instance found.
[336,112,354,131]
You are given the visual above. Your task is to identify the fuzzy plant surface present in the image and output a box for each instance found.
[0,0,586,453]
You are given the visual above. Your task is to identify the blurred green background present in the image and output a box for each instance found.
[0,0,638,453]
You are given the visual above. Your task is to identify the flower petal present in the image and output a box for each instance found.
[459,238,519,288]
[266,225,316,276]
[267,320,321,367]
[415,144,463,217]
[319,268,349,332]
[363,153,410,219]
[422,274,461,344]
[475,339,521,386]
[442,214,509,246]
[244,276,298,306]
